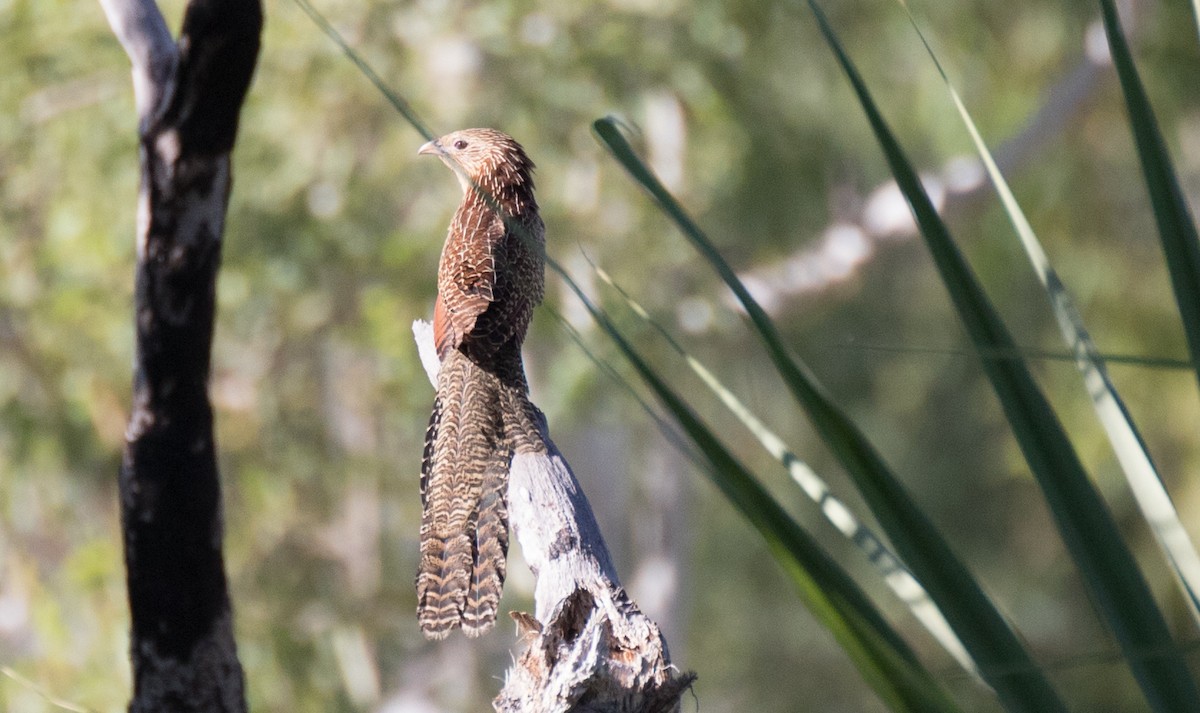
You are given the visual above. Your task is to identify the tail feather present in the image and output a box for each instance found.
[417,349,511,639]
[419,399,440,509]
[462,452,510,636]
[416,531,473,639]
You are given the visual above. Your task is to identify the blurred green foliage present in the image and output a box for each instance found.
[2,0,1200,711]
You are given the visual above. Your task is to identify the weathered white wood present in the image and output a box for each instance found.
[412,320,693,712]
[507,448,620,622]
[497,445,691,713]
[96,0,177,120]
[413,319,442,384]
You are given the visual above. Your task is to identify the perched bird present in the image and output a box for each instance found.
[415,128,546,639]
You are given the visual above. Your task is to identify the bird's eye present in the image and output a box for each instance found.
[453,140,469,150]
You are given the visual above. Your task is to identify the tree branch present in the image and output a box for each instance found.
[101,0,262,711]
[413,320,695,713]
[97,0,176,121]
[732,12,1136,316]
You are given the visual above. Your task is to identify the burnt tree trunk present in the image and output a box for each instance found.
[98,0,262,711]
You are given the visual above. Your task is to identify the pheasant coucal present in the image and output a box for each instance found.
[415,128,546,639]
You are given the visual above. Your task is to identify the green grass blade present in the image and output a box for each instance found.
[594,116,1066,713]
[552,298,970,709]
[554,265,964,713]
[1100,0,1200,393]
[290,0,435,141]
[800,2,1200,709]
[546,306,697,460]
[894,0,1200,630]
[588,258,978,677]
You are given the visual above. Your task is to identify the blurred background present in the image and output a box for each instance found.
[3,0,1200,710]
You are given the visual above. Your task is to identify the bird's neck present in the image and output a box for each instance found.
[463,179,538,219]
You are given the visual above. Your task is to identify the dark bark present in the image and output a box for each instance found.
[112,1,262,711]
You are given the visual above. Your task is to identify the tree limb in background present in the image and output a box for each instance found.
[733,10,1143,316]
[413,320,695,713]
[96,0,262,711]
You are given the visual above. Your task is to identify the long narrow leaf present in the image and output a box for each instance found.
[588,258,978,677]
[1100,0,1200,393]
[545,305,702,468]
[801,2,1200,710]
[291,0,435,140]
[594,116,1066,712]
[555,263,964,713]
[894,0,1200,629]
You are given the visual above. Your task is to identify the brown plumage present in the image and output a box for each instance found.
[416,128,546,639]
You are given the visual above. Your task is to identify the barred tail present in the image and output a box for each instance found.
[461,453,508,635]
[417,349,511,639]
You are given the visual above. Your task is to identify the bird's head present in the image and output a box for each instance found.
[419,128,537,213]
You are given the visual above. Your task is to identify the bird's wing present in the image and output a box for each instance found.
[465,214,544,360]
[434,207,506,359]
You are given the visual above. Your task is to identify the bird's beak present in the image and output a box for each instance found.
[418,139,443,157]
